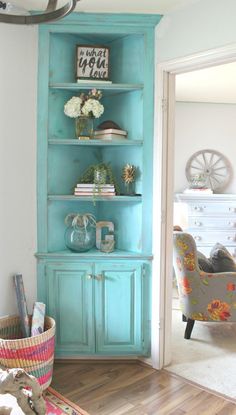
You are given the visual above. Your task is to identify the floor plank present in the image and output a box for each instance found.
[51,361,236,414]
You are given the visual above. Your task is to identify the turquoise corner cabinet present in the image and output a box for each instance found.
[36,13,161,357]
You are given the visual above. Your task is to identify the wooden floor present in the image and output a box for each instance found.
[51,361,236,415]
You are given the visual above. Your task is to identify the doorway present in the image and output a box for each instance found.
[152,43,236,372]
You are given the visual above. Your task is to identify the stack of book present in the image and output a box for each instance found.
[77,79,112,84]
[74,183,116,196]
[183,188,213,194]
[94,128,127,140]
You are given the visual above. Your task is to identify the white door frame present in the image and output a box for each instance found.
[152,43,236,369]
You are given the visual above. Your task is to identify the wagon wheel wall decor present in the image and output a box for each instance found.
[185,149,232,192]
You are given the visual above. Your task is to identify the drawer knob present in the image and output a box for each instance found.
[229,207,236,212]
[194,206,202,212]
[194,221,202,227]
[194,236,201,241]
[228,222,236,227]
[227,236,236,242]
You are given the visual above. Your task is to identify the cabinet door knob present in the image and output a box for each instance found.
[86,274,93,280]
[229,207,236,212]
[228,222,236,227]
[96,274,103,281]
[194,235,201,241]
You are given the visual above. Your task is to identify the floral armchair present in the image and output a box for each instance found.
[173,232,236,339]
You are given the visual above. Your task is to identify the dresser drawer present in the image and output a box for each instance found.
[188,217,236,229]
[190,230,236,246]
[188,203,236,215]
[197,245,236,259]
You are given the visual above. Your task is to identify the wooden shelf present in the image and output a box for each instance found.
[49,82,143,95]
[48,139,143,146]
[36,248,153,260]
[48,195,142,202]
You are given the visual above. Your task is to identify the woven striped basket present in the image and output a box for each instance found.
[0,315,55,390]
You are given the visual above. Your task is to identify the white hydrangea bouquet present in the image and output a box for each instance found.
[64,88,104,119]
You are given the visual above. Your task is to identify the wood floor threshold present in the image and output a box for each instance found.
[55,358,141,364]
[164,368,236,405]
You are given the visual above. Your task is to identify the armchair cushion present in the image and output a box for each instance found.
[197,251,214,273]
[210,243,236,273]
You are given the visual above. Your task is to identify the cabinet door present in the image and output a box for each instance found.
[46,263,95,355]
[95,262,145,355]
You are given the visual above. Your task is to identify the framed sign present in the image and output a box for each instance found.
[76,45,110,80]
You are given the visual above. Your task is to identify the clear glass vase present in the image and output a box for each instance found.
[75,116,94,140]
[124,181,135,195]
[94,168,107,185]
[64,224,96,252]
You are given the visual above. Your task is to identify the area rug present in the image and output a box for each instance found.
[45,387,89,415]
[165,305,236,400]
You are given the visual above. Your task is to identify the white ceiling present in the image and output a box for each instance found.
[12,0,197,14]
[176,62,236,104]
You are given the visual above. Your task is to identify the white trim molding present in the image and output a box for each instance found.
[152,42,236,369]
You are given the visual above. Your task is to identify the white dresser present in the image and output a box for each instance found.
[174,193,236,258]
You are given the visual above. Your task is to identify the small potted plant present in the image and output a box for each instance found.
[78,162,120,199]
[64,89,104,139]
[64,213,96,252]
[121,164,136,195]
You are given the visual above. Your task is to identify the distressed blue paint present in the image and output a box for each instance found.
[48,139,143,146]
[47,195,142,202]
[46,263,95,354]
[50,83,143,92]
[37,12,161,356]
[95,262,143,355]
[44,260,150,356]
[36,251,153,260]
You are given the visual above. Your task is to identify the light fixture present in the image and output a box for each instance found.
[0,0,78,24]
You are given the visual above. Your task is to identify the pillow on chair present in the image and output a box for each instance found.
[197,251,214,273]
[210,243,236,273]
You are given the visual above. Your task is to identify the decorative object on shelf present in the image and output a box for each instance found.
[76,45,110,81]
[78,162,120,197]
[75,115,94,140]
[64,213,96,252]
[94,128,127,140]
[94,165,107,186]
[97,120,122,130]
[122,164,136,195]
[184,172,213,194]
[94,120,127,140]
[74,183,115,197]
[185,149,232,192]
[96,221,115,253]
[64,89,104,140]
[0,0,78,25]
[189,173,207,189]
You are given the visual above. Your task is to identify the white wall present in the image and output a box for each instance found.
[0,24,38,315]
[2,1,236,317]
[174,102,236,193]
[156,0,236,62]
